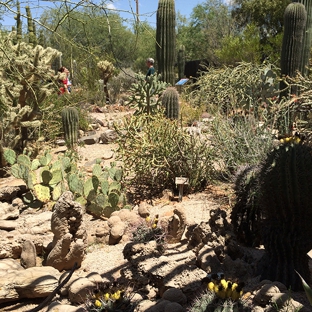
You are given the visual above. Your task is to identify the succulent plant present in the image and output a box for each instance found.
[156,0,176,85]
[128,73,168,115]
[61,107,79,149]
[231,165,263,247]
[161,86,180,120]
[258,141,312,290]
[293,0,312,77]
[280,2,307,98]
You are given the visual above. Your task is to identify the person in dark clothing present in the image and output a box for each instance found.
[146,58,155,79]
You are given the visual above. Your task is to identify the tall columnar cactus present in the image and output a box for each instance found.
[177,45,185,80]
[156,0,176,85]
[26,6,37,47]
[258,141,312,290]
[161,86,180,119]
[14,1,22,44]
[293,0,312,76]
[280,2,307,98]
[61,107,79,149]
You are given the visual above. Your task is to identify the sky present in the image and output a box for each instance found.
[0,0,205,29]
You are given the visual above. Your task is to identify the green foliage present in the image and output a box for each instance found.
[61,107,79,149]
[280,2,307,98]
[128,73,168,115]
[208,114,275,178]
[188,62,279,115]
[216,24,262,65]
[161,87,180,119]
[114,113,215,198]
[156,0,176,85]
[258,141,312,290]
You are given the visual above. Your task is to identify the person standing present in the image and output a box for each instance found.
[58,66,70,94]
[146,58,155,79]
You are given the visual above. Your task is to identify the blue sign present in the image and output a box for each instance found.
[175,78,189,86]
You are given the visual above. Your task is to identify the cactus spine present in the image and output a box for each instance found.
[161,87,180,119]
[293,0,312,76]
[258,142,312,290]
[280,2,307,98]
[61,107,79,149]
[177,45,185,80]
[156,0,176,85]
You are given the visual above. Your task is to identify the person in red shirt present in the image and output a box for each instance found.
[58,66,70,94]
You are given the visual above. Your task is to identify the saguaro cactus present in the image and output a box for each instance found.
[61,107,79,149]
[177,45,185,81]
[280,2,307,98]
[258,141,312,290]
[161,86,179,119]
[156,0,176,85]
[293,0,312,76]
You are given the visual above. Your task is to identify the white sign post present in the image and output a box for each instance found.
[175,177,189,202]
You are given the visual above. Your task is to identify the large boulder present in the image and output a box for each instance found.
[0,264,60,303]
[46,191,87,271]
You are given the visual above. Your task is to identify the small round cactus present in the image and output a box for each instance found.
[161,87,180,120]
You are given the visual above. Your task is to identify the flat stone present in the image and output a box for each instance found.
[0,266,60,303]
[78,135,100,145]
[0,220,16,231]
[0,185,27,202]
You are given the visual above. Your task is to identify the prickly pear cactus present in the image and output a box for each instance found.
[161,87,180,120]
[258,142,312,290]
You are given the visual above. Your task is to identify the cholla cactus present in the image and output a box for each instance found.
[97,60,115,103]
[0,32,61,169]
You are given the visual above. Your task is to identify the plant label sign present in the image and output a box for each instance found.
[175,177,189,185]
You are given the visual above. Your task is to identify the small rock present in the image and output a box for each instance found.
[68,277,95,303]
[103,150,114,159]
[100,129,118,144]
[48,301,85,312]
[138,202,151,218]
[0,186,27,202]
[20,240,37,268]
[162,288,187,305]
[55,139,66,146]
[79,135,100,145]
[0,220,16,231]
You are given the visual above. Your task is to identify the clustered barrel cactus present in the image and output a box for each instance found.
[156,0,176,85]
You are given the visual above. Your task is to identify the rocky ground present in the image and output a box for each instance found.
[0,108,312,312]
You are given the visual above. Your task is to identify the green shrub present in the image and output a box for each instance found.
[114,113,215,198]
[208,113,275,179]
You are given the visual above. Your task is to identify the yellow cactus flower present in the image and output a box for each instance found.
[146,216,151,222]
[207,281,215,291]
[94,299,102,307]
[104,292,110,301]
[152,223,157,229]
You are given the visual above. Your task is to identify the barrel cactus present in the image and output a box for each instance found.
[61,107,79,149]
[156,0,176,85]
[258,141,312,290]
[280,2,307,98]
[161,86,180,119]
